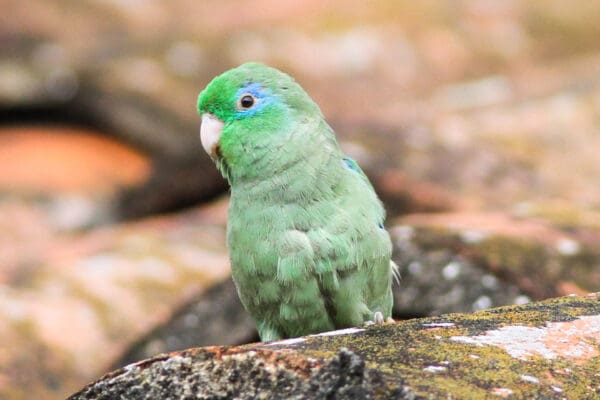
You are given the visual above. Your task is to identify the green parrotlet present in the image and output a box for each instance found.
[197,62,396,341]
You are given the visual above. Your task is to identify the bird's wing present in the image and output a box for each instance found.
[305,158,394,328]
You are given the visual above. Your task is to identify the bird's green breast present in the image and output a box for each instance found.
[226,143,392,338]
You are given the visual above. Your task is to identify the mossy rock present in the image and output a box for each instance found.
[69,293,600,399]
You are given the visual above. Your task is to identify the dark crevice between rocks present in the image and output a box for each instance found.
[113,279,258,370]
[115,154,227,220]
[0,102,102,128]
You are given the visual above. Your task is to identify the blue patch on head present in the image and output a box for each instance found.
[234,82,276,119]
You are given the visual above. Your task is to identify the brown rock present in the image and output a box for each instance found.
[0,201,232,400]
[0,126,150,195]
[393,212,600,301]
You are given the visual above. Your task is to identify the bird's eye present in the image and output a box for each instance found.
[238,94,256,109]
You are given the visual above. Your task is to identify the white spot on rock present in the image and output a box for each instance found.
[450,315,600,361]
[459,229,488,244]
[442,261,461,280]
[472,295,493,311]
[520,374,539,384]
[481,274,499,290]
[423,365,447,373]
[433,75,513,111]
[408,261,422,275]
[422,322,456,328]
[555,238,580,256]
[491,387,514,397]
[124,363,138,372]
[311,327,365,337]
[392,225,414,249]
[49,195,97,230]
[266,337,306,346]
[513,295,531,305]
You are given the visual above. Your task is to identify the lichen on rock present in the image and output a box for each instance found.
[70,293,600,399]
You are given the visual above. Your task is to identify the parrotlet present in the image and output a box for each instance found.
[197,63,396,341]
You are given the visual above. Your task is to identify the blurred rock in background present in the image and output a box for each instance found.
[1,1,599,399]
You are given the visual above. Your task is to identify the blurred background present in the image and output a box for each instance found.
[1,0,599,398]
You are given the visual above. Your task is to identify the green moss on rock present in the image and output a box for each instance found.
[70,294,600,399]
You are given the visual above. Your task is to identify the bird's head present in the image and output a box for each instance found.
[197,63,322,182]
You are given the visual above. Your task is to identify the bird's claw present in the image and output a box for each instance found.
[365,313,395,327]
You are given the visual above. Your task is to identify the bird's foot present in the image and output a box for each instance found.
[365,313,395,327]
[365,311,385,326]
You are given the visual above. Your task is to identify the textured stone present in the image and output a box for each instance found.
[2,2,600,399]
[69,293,600,399]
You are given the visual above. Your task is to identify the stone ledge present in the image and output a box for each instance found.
[69,292,600,399]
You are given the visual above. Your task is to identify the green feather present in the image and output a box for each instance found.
[197,62,395,340]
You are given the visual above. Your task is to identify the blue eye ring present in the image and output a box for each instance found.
[234,83,275,118]
[237,93,256,110]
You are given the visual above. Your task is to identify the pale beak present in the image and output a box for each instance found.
[200,113,224,158]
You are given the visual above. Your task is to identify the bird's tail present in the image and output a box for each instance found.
[390,260,401,285]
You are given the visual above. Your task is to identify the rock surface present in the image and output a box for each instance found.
[2,1,600,218]
[115,279,256,369]
[392,212,600,304]
[1,1,600,399]
[0,196,232,399]
[390,212,600,316]
[69,293,600,399]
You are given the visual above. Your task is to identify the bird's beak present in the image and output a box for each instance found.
[200,113,224,158]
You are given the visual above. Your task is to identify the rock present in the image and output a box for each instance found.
[391,212,600,314]
[2,2,600,399]
[3,1,600,220]
[75,347,401,400]
[391,223,528,317]
[115,279,256,369]
[374,169,461,216]
[0,126,150,196]
[0,200,231,400]
[68,293,600,399]
[71,77,228,219]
